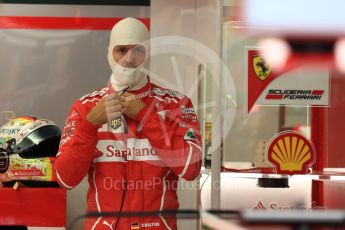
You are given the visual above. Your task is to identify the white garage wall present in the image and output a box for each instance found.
[0,4,149,230]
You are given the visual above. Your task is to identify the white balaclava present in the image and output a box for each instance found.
[107,17,150,91]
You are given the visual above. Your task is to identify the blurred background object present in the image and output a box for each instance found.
[236,0,345,73]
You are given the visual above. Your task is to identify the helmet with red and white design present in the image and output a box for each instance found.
[0,115,61,158]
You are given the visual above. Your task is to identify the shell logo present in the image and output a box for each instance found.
[267,131,316,175]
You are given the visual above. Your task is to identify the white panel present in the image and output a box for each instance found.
[150,1,201,230]
[201,172,312,210]
[255,67,329,106]
[244,0,345,35]
[151,0,223,229]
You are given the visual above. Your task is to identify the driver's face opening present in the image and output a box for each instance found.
[112,45,146,68]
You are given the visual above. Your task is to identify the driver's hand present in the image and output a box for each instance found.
[86,94,122,126]
[121,92,146,119]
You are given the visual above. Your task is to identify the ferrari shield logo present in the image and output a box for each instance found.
[253,55,271,80]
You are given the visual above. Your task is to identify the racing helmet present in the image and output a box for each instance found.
[0,116,61,158]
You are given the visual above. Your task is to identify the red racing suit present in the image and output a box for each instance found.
[55,79,202,230]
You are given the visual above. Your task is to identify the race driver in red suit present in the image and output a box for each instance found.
[55,18,202,230]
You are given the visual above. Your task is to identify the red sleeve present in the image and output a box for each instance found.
[55,101,99,189]
[135,97,202,181]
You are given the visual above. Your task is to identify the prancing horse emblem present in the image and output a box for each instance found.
[253,55,271,80]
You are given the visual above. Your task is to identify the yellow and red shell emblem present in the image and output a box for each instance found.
[267,131,316,175]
